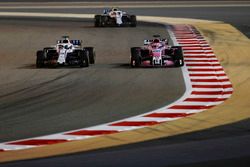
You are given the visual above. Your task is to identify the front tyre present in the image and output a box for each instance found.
[130,47,141,67]
[36,50,45,68]
[100,16,108,27]
[130,15,137,27]
[94,15,101,27]
[172,46,184,67]
[174,57,184,67]
[79,50,89,67]
[84,47,95,64]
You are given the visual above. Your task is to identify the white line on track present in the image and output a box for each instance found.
[0,3,250,9]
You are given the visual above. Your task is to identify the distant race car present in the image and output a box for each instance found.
[36,36,95,68]
[130,35,184,67]
[94,7,137,27]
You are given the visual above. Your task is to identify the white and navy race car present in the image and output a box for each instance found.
[94,7,137,27]
[36,36,95,68]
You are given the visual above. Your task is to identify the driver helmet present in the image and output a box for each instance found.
[63,39,69,43]
[64,45,70,49]
[153,39,160,43]
[112,7,119,11]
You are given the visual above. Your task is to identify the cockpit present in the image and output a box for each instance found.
[112,7,119,11]
[62,39,70,44]
[153,39,160,43]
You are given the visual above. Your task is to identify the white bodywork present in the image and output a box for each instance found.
[50,38,80,64]
[57,48,72,64]
[108,10,123,25]
[137,37,176,66]
[104,8,126,25]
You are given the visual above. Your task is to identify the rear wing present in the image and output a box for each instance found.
[144,39,153,45]
[70,40,82,46]
[144,38,168,45]
[56,40,82,46]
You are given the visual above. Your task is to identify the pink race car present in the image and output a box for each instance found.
[130,35,184,67]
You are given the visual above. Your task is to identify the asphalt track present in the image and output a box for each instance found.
[0,19,185,142]
[0,5,249,37]
[1,2,250,167]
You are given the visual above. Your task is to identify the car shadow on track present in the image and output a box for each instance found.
[17,64,90,69]
[18,64,36,69]
[18,63,181,69]
[111,63,181,69]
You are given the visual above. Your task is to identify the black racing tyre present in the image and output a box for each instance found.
[140,49,150,58]
[94,15,101,27]
[47,49,58,59]
[100,16,108,27]
[43,47,54,51]
[130,47,141,67]
[122,15,128,22]
[84,47,95,64]
[79,50,89,67]
[165,48,173,56]
[47,49,58,68]
[172,46,184,67]
[130,15,137,27]
[42,47,54,60]
[174,57,184,67]
[43,47,54,58]
[36,50,45,68]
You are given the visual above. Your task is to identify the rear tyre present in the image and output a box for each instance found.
[47,49,58,68]
[94,15,101,27]
[130,15,137,27]
[84,47,95,64]
[36,50,45,68]
[79,50,89,67]
[100,16,108,27]
[43,47,54,52]
[130,47,141,67]
[140,49,150,58]
[172,46,184,67]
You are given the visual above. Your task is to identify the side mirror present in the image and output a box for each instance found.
[144,40,152,45]
[162,38,168,45]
